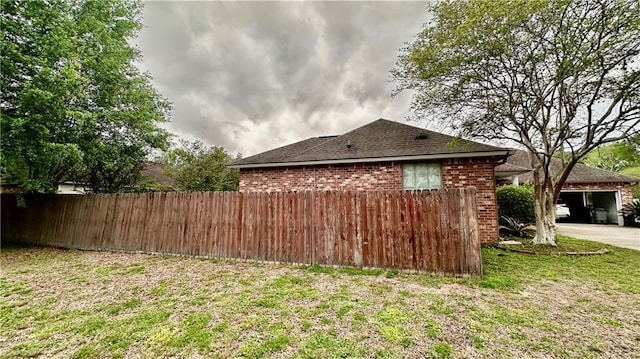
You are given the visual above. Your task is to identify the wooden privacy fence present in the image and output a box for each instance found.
[1,189,481,276]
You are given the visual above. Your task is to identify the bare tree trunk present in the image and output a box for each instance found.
[533,185,557,245]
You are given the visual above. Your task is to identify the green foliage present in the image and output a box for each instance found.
[239,333,293,358]
[162,140,239,192]
[1,0,171,193]
[385,269,400,278]
[375,307,413,346]
[499,216,534,238]
[471,335,485,350]
[478,275,519,290]
[296,330,366,358]
[496,184,535,224]
[127,176,173,193]
[621,199,640,225]
[582,138,640,172]
[424,318,441,339]
[594,316,624,328]
[428,342,453,358]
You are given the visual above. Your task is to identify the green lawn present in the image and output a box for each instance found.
[1,237,639,358]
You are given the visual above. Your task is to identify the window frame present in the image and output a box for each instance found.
[402,162,442,190]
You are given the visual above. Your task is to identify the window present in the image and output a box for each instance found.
[402,162,441,190]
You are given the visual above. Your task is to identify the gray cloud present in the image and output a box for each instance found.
[136,1,431,156]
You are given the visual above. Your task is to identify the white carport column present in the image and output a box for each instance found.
[615,190,624,226]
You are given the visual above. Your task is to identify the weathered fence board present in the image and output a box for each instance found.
[1,188,481,276]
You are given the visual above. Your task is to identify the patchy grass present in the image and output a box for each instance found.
[484,236,640,294]
[1,236,639,358]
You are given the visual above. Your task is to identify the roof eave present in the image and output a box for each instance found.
[228,150,510,169]
[564,180,639,185]
[496,170,531,176]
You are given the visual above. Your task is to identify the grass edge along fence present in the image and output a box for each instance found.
[1,189,481,276]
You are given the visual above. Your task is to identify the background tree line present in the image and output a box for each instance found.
[581,135,640,198]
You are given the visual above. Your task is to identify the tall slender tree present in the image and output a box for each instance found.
[393,0,640,244]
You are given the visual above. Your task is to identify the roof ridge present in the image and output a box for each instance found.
[573,161,640,179]
[380,118,507,149]
[228,136,330,166]
[289,134,344,159]
[286,119,391,160]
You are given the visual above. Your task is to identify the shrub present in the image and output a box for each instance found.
[621,199,640,226]
[499,216,534,238]
[496,184,535,224]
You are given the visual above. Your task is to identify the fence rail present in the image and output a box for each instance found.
[1,189,481,276]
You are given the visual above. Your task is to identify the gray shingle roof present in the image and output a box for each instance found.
[496,150,640,184]
[231,136,336,166]
[494,162,531,175]
[230,119,508,167]
[142,162,175,187]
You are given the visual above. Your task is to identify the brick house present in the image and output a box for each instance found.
[229,119,510,242]
[496,150,639,226]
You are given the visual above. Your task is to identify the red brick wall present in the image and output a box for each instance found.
[240,162,403,192]
[562,182,634,207]
[441,157,498,243]
[239,157,499,243]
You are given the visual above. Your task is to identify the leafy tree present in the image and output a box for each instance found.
[163,140,240,192]
[393,0,640,244]
[581,136,640,172]
[127,176,173,193]
[1,0,171,193]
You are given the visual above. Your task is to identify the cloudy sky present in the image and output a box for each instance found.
[135,1,433,157]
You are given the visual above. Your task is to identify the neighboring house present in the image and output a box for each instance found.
[0,182,23,194]
[55,162,175,193]
[0,181,86,194]
[57,181,87,194]
[229,119,510,242]
[141,161,176,188]
[496,150,639,226]
[65,162,176,192]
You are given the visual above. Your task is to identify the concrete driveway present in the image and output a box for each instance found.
[556,223,640,250]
